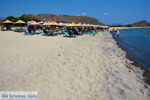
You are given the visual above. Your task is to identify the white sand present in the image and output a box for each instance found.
[0,31,149,100]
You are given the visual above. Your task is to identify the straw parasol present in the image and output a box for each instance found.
[49,21,59,26]
[67,22,73,27]
[29,22,40,25]
[82,23,94,27]
[77,23,82,27]
[43,21,59,26]
[14,20,26,24]
[81,23,89,27]
[93,25,100,27]
[58,22,67,26]
[67,22,79,27]
[42,22,48,26]
[2,20,13,24]
[38,21,44,24]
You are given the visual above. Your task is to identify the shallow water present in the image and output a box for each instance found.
[115,28,150,69]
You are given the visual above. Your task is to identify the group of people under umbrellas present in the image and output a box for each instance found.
[64,27,97,37]
[0,20,26,31]
[26,22,99,37]
[0,20,105,37]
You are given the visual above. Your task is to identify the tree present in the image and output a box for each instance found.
[126,24,134,27]
[6,16,18,22]
[18,16,29,22]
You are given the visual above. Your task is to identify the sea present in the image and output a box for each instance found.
[113,28,150,69]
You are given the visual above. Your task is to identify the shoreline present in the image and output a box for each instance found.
[111,31,150,86]
[109,27,150,30]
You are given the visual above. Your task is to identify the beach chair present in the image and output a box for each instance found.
[24,30,31,35]
[31,29,36,34]
[61,30,65,34]
[65,32,76,38]
[96,32,100,34]
[65,32,70,37]
[90,31,97,35]
[34,30,41,34]
[41,30,47,36]
[53,32,59,36]
[47,31,54,36]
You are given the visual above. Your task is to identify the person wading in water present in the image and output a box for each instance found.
[116,29,120,37]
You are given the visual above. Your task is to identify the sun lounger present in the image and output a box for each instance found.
[41,30,47,36]
[24,30,30,35]
[24,30,36,35]
[53,32,59,36]
[65,32,76,37]
[90,31,97,34]
[96,32,100,34]
[65,32,70,37]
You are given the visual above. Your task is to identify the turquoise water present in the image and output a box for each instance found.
[115,28,150,69]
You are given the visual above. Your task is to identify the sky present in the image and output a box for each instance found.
[0,0,150,25]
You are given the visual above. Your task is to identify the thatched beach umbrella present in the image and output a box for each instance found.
[42,22,51,26]
[92,25,100,27]
[49,21,59,26]
[82,23,89,27]
[2,20,13,24]
[77,23,82,27]
[82,23,94,27]
[67,24,74,27]
[29,22,40,25]
[42,22,48,26]
[38,21,44,25]
[14,20,26,27]
[2,20,13,30]
[14,20,26,24]
[58,22,67,26]
[67,22,79,27]
[43,21,59,26]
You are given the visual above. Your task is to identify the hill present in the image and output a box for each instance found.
[133,20,150,27]
[126,20,150,27]
[20,13,103,25]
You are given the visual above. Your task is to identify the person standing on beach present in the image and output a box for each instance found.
[116,29,120,37]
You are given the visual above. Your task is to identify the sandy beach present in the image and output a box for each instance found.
[0,31,149,100]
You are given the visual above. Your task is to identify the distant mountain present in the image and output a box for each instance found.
[20,13,104,25]
[131,20,150,27]
[38,13,103,25]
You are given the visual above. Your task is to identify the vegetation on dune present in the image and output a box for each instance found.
[5,14,41,22]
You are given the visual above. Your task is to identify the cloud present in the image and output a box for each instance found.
[104,13,109,16]
[77,12,86,16]
[81,12,86,16]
